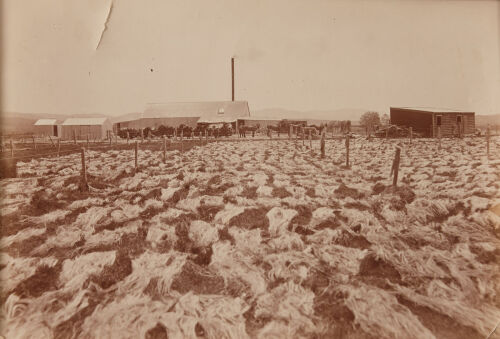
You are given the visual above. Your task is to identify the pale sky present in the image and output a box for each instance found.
[2,0,499,116]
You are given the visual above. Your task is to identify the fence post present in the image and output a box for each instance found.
[80,148,89,191]
[320,130,325,158]
[438,126,441,150]
[409,127,412,144]
[73,130,76,144]
[302,127,305,146]
[289,125,292,140]
[87,134,89,149]
[486,125,490,156]
[181,129,184,153]
[48,135,56,148]
[163,135,167,163]
[309,129,312,149]
[10,139,14,158]
[127,130,130,144]
[141,129,144,143]
[391,146,401,187]
[345,135,350,167]
[33,136,37,149]
[134,141,138,172]
[294,126,298,148]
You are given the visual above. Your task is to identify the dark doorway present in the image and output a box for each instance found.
[436,115,442,126]
[53,125,58,137]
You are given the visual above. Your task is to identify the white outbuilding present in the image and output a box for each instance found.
[61,118,112,140]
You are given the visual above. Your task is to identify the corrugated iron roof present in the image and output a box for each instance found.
[62,118,109,126]
[144,101,250,119]
[34,119,59,126]
[392,107,474,113]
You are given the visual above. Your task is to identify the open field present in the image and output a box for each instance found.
[1,136,499,338]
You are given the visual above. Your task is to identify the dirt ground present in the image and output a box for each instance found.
[1,136,499,338]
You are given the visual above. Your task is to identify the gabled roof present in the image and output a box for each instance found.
[62,118,109,126]
[144,101,250,119]
[391,107,474,114]
[34,119,59,126]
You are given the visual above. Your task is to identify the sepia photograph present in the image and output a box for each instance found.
[1,0,499,338]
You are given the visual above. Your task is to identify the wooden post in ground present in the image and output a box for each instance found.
[163,136,167,163]
[302,127,305,146]
[80,148,89,191]
[438,126,441,150]
[10,139,14,158]
[127,130,130,144]
[486,125,490,156]
[181,129,184,153]
[309,129,312,149]
[289,125,292,140]
[320,130,325,158]
[48,135,56,148]
[295,126,298,148]
[409,127,412,144]
[391,146,401,187]
[345,135,350,167]
[205,130,208,144]
[57,139,61,157]
[134,141,138,172]
[73,130,76,144]
[87,134,89,148]
[141,129,144,143]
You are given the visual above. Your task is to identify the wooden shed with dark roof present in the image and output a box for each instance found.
[390,107,475,137]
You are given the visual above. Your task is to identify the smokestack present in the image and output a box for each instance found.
[231,57,235,101]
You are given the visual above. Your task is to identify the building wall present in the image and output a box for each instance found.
[432,113,475,136]
[238,119,281,129]
[34,125,57,137]
[390,108,433,136]
[61,125,105,140]
[116,117,200,130]
[391,108,475,137]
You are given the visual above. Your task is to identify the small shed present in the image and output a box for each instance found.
[61,118,112,140]
[390,107,475,137]
[34,119,61,137]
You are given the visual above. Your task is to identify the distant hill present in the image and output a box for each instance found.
[0,112,134,135]
[251,108,368,122]
[476,114,500,128]
[2,110,498,135]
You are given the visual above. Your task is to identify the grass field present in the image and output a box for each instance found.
[1,136,499,338]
